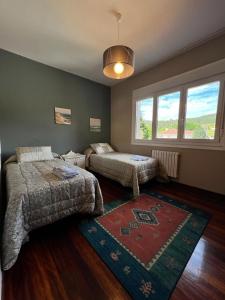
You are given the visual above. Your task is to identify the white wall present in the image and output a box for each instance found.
[111,34,225,195]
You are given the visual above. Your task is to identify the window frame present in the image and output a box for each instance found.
[131,60,225,150]
[181,76,224,145]
[155,88,182,141]
[135,97,154,141]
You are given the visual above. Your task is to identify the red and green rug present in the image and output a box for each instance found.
[79,191,209,299]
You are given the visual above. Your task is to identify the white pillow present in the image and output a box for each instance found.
[90,143,114,154]
[16,146,54,163]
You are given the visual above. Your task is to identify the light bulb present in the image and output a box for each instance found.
[113,62,124,74]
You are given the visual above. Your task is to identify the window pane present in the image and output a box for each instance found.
[184,81,220,139]
[156,91,180,138]
[136,98,153,140]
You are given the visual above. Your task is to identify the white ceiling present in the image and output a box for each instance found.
[0,0,225,86]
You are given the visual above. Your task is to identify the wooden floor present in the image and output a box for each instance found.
[2,176,225,300]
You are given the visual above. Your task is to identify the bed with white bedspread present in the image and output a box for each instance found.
[88,151,158,197]
[2,151,103,271]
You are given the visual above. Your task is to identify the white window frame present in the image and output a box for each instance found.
[135,97,154,141]
[131,59,225,150]
[155,88,182,141]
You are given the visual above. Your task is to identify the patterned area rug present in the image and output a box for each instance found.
[79,192,209,300]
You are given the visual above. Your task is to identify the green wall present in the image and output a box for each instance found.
[0,49,110,160]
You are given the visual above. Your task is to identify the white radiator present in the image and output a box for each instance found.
[152,150,179,178]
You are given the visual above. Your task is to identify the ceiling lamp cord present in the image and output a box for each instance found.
[116,12,122,41]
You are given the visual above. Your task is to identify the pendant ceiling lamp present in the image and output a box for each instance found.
[103,12,134,80]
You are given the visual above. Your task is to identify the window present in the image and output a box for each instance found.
[157,91,180,139]
[184,81,220,140]
[136,98,153,140]
[132,61,225,150]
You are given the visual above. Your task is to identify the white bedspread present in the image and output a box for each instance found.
[89,152,158,197]
[2,159,103,270]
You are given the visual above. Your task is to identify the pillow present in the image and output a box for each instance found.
[90,143,114,154]
[16,146,54,163]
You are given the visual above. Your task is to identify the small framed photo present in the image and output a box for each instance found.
[55,107,71,125]
[90,117,101,132]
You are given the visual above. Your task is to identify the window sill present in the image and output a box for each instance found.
[131,140,225,151]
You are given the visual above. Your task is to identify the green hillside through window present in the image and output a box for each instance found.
[139,113,216,139]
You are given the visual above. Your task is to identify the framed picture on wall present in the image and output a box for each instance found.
[90,117,101,132]
[55,107,71,125]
